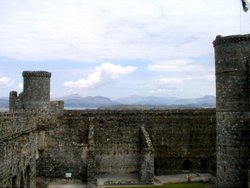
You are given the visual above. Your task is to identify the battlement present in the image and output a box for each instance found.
[22,71,51,78]
[213,34,250,47]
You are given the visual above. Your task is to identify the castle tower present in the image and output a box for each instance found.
[22,71,51,111]
[9,91,17,112]
[213,35,250,187]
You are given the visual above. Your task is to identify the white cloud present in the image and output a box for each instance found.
[64,63,137,89]
[17,83,23,89]
[148,59,200,73]
[159,77,193,84]
[0,77,13,88]
[0,77,10,84]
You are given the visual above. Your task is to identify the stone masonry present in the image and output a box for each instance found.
[2,34,250,187]
[3,66,245,187]
[0,112,37,187]
[214,34,250,188]
[1,71,217,187]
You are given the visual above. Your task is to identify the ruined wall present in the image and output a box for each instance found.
[93,111,141,174]
[36,110,142,180]
[0,108,216,186]
[214,34,250,188]
[139,125,154,184]
[144,109,216,175]
[0,112,37,187]
[36,111,89,180]
[36,109,216,181]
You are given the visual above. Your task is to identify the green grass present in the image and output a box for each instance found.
[163,182,205,188]
[106,182,205,188]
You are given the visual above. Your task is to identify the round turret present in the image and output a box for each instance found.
[214,34,250,188]
[22,71,51,110]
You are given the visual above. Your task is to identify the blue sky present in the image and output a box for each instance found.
[0,0,250,99]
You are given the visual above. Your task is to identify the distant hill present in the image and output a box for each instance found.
[115,95,215,108]
[0,95,216,110]
[0,97,9,111]
[57,95,119,108]
[60,94,215,109]
[0,97,8,107]
[115,95,178,105]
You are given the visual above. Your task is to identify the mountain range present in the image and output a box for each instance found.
[0,94,216,110]
[57,94,216,109]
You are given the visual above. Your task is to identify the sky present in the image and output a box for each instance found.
[0,0,250,99]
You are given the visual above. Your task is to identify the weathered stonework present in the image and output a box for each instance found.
[87,121,96,184]
[144,110,216,175]
[139,125,154,184]
[0,112,37,188]
[1,34,250,188]
[9,71,63,112]
[35,109,216,183]
[214,34,250,188]
[1,71,218,187]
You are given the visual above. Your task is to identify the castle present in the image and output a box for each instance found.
[0,34,249,188]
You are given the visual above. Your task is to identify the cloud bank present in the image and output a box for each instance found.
[0,0,247,98]
[0,0,248,62]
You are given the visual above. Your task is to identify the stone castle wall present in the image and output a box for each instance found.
[0,101,216,186]
[36,111,89,180]
[35,109,216,183]
[143,109,216,175]
[93,111,142,175]
[0,112,37,188]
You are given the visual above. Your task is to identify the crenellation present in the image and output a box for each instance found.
[213,34,250,47]
[22,71,51,78]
